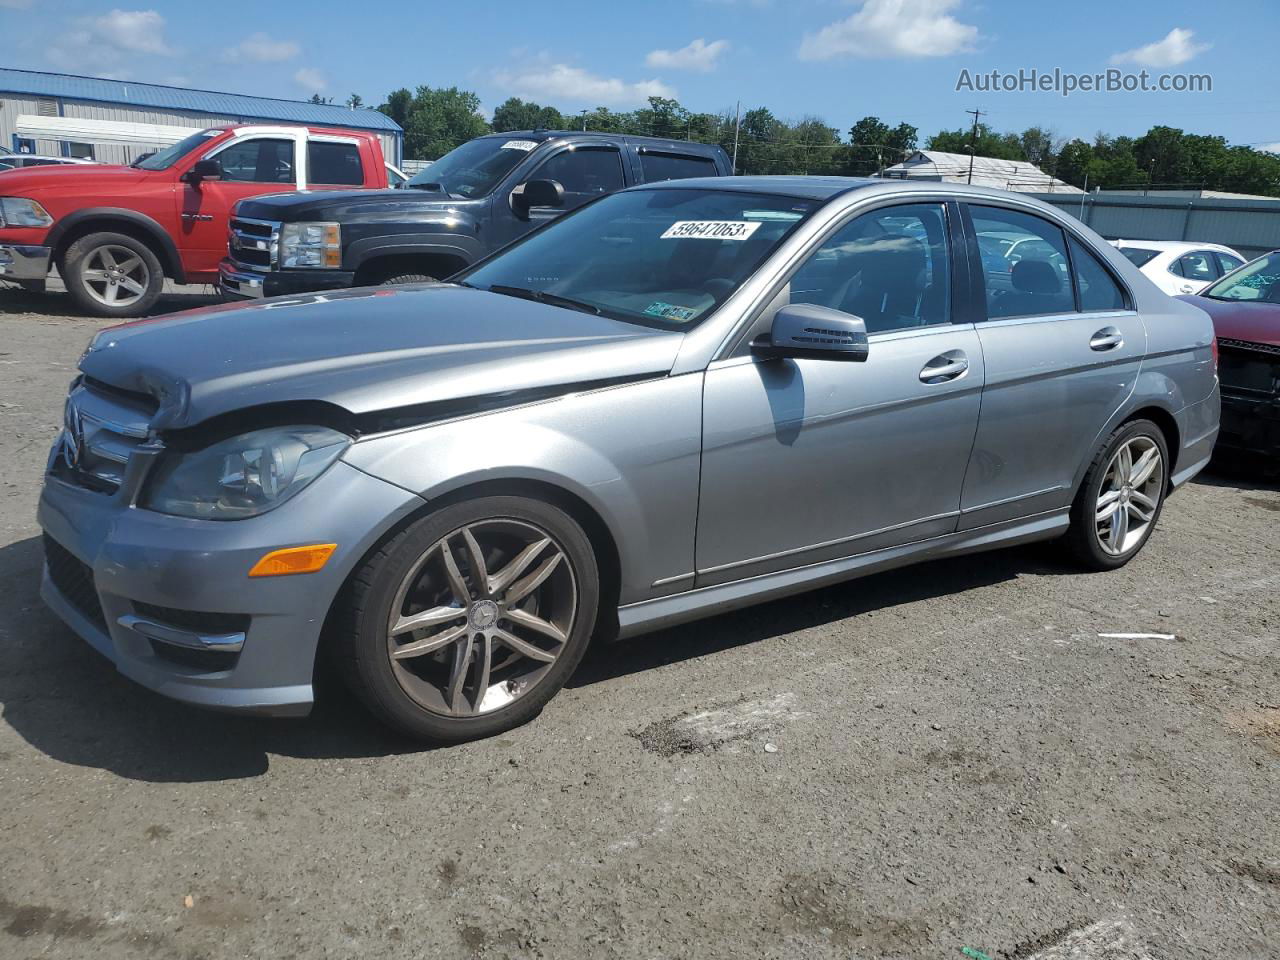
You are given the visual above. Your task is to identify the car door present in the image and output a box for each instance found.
[1170,249,1221,295]
[176,134,300,278]
[958,203,1143,529]
[695,200,985,586]
[490,143,628,248]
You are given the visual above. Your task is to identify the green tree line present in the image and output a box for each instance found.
[363,85,1280,196]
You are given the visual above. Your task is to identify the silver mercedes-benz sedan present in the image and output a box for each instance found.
[39,177,1220,743]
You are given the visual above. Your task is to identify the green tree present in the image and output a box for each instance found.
[346,93,364,109]
[492,97,566,133]
[927,122,1025,161]
[847,116,918,175]
[307,93,333,105]
[377,88,413,128]
[399,86,491,159]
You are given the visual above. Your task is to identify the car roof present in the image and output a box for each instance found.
[477,130,726,155]
[1112,239,1235,254]
[629,175,1092,206]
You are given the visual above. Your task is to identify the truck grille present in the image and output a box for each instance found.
[44,534,107,631]
[1218,338,1280,397]
[49,378,156,495]
[228,217,279,271]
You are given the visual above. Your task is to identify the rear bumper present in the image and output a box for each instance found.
[0,243,51,281]
[218,258,355,300]
[1170,385,1221,490]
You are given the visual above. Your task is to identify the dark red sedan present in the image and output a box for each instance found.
[1180,251,1280,466]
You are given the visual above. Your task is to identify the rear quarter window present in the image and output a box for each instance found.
[639,151,720,183]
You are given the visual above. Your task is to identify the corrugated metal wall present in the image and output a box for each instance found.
[2,92,400,165]
[1034,192,1280,260]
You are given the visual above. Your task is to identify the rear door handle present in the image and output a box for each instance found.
[919,351,969,384]
[1090,327,1124,351]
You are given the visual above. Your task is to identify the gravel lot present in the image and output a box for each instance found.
[1,282,1278,960]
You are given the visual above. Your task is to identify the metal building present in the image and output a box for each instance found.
[882,150,1082,194]
[0,68,402,166]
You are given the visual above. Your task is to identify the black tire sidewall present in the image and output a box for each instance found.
[63,232,164,318]
[380,274,436,286]
[1069,418,1170,570]
[346,496,599,743]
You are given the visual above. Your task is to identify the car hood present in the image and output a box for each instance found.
[235,188,460,221]
[0,162,145,192]
[80,284,684,432]
[1177,294,1280,347]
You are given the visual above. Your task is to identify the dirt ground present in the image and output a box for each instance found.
[1,281,1278,960]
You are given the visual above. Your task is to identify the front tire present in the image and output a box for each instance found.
[62,232,164,318]
[380,273,436,286]
[336,496,599,743]
[1063,418,1169,570]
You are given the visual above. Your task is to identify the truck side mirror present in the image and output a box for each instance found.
[751,303,870,362]
[183,158,223,185]
[510,179,565,219]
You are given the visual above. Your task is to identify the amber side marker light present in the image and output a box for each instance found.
[249,544,337,578]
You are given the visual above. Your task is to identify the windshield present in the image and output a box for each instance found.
[134,131,218,171]
[460,188,818,330]
[1204,251,1280,303]
[405,137,537,198]
[1119,247,1159,268]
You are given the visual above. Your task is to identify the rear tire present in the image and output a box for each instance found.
[62,232,164,318]
[1063,418,1169,571]
[335,496,599,744]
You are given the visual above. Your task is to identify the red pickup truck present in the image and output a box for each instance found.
[0,123,397,317]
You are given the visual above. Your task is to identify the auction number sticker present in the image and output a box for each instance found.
[660,220,762,241]
[501,139,538,151]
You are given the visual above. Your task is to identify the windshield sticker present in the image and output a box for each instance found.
[643,301,700,322]
[660,220,762,241]
[501,139,538,151]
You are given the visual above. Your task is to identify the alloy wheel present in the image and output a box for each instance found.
[1094,435,1164,557]
[385,519,577,717]
[80,244,150,308]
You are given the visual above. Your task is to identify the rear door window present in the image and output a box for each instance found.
[638,151,720,183]
[969,205,1074,319]
[1215,252,1245,275]
[308,141,364,185]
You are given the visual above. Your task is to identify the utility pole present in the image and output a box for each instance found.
[580,109,588,132]
[1144,157,1155,196]
[731,100,742,176]
[965,108,983,184]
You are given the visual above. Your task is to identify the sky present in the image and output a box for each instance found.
[2,0,1276,151]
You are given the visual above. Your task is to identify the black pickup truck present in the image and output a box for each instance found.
[219,130,731,299]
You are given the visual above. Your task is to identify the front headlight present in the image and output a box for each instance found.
[142,425,350,520]
[279,221,341,269]
[0,197,54,229]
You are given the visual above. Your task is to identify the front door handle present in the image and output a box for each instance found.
[1090,327,1124,351]
[919,351,969,384]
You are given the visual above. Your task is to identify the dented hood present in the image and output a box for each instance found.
[79,284,684,431]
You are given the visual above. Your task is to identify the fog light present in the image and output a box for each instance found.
[248,543,337,577]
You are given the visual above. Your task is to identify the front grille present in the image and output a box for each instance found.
[49,379,155,495]
[1219,341,1280,396]
[133,602,250,635]
[43,535,107,631]
[228,217,279,271]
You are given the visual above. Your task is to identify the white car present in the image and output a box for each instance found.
[1111,239,1247,297]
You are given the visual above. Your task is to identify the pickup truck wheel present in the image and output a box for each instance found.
[62,232,164,318]
[336,496,599,744]
[380,273,436,286]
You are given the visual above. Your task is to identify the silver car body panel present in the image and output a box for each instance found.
[38,177,1220,715]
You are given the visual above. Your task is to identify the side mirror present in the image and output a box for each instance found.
[751,303,869,362]
[183,158,222,185]
[511,178,565,218]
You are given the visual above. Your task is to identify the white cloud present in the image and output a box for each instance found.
[46,8,177,75]
[799,0,979,61]
[645,38,729,73]
[225,32,300,63]
[1258,142,1280,154]
[492,62,676,107]
[294,67,327,92]
[1110,28,1209,68]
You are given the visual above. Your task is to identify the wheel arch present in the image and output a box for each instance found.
[1071,399,1183,501]
[318,475,623,673]
[349,243,472,286]
[48,208,185,282]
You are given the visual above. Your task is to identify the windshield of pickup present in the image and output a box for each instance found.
[1204,250,1280,303]
[134,130,218,171]
[405,137,537,198]
[460,188,817,330]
